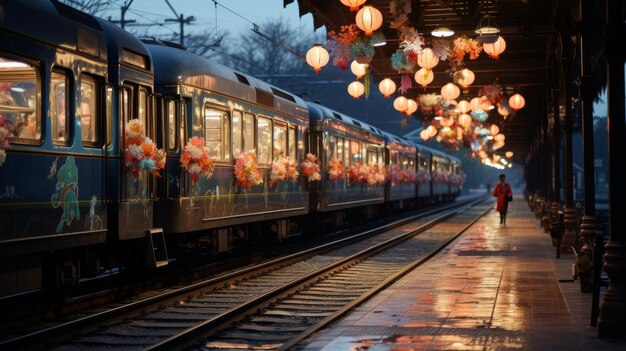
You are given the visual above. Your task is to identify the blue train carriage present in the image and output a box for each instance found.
[145,42,309,250]
[382,132,416,208]
[0,0,109,296]
[305,102,385,225]
[448,155,463,198]
[430,148,452,201]
[94,19,166,266]
[415,143,433,202]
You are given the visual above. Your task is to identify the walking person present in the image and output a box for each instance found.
[493,174,513,225]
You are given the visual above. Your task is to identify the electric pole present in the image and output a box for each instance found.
[108,0,135,29]
[164,0,195,47]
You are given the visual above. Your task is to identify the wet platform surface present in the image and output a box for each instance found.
[300,196,625,350]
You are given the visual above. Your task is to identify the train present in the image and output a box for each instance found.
[0,0,464,297]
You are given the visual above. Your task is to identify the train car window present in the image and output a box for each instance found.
[273,123,286,160]
[243,113,254,153]
[232,110,242,156]
[80,75,98,145]
[180,102,187,149]
[106,86,113,147]
[390,150,399,165]
[328,135,337,161]
[350,140,361,165]
[167,100,176,150]
[50,71,69,144]
[257,116,272,165]
[203,105,228,160]
[288,126,296,162]
[138,88,148,126]
[343,138,350,166]
[223,114,230,161]
[121,87,131,122]
[0,56,40,143]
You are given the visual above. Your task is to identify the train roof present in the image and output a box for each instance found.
[96,18,152,72]
[0,0,107,60]
[382,131,416,152]
[144,42,308,120]
[306,101,386,136]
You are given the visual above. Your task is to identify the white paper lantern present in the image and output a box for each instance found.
[441,83,460,100]
[417,48,439,70]
[393,96,408,112]
[350,60,368,79]
[355,5,383,36]
[483,36,506,59]
[414,68,434,87]
[405,99,418,115]
[379,78,396,98]
[470,97,483,112]
[509,93,525,110]
[347,81,365,99]
[306,44,329,72]
[340,0,366,11]
[457,68,475,88]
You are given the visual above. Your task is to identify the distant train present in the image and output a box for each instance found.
[0,0,463,297]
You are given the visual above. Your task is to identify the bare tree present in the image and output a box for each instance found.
[58,0,112,16]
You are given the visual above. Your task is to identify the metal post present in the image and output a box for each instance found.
[562,54,579,255]
[553,88,561,203]
[598,0,626,338]
[578,0,596,261]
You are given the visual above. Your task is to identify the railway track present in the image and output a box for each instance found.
[0,195,490,351]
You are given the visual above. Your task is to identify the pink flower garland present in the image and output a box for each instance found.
[326,158,344,181]
[301,153,321,181]
[270,156,299,187]
[125,119,166,178]
[234,150,263,190]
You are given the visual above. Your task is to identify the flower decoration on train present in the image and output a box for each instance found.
[402,169,416,184]
[347,163,368,184]
[431,170,449,184]
[234,150,263,190]
[0,116,11,166]
[367,163,387,186]
[180,136,215,186]
[270,156,299,187]
[124,119,166,178]
[449,172,467,187]
[417,169,431,183]
[389,165,403,185]
[326,158,344,181]
[301,153,321,182]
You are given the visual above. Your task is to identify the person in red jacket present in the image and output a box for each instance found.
[493,174,513,225]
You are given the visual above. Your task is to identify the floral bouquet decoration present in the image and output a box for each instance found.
[270,156,299,187]
[180,136,215,186]
[234,150,263,190]
[125,119,166,178]
[402,169,416,184]
[347,163,369,184]
[389,165,403,185]
[326,158,344,181]
[301,153,321,182]
[367,163,387,186]
[450,172,467,187]
[417,168,431,183]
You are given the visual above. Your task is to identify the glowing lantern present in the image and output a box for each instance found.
[482,98,493,111]
[340,0,366,11]
[458,113,472,128]
[457,100,470,113]
[417,48,439,70]
[405,99,418,115]
[509,93,525,110]
[355,6,383,36]
[494,133,505,142]
[489,124,500,136]
[306,44,329,72]
[457,68,475,88]
[456,127,464,140]
[498,105,509,117]
[439,117,454,127]
[347,81,365,99]
[441,83,460,100]
[414,68,434,87]
[478,150,488,159]
[470,97,483,111]
[350,60,368,79]
[505,151,514,158]
[378,78,396,98]
[483,36,506,59]
[427,125,438,137]
[420,129,430,141]
[393,96,408,112]
[495,140,505,149]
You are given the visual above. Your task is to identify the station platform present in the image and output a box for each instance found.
[300,196,626,350]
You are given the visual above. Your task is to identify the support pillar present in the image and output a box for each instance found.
[598,0,626,338]
[562,54,578,254]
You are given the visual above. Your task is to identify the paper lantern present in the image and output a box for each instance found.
[306,44,329,72]
[355,6,383,36]
[470,97,483,112]
[414,68,434,87]
[417,48,439,70]
[405,99,418,115]
[340,0,366,11]
[458,113,472,128]
[495,140,505,149]
[489,124,500,136]
[498,105,509,117]
[505,151,514,158]
[347,81,365,99]
[457,100,470,114]
[350,60,368,79]
[457,68,475,88]
[509,93,525,110]
[393,96,408,112]
[427,125,437,137]
[420,129,430,141]
[483,36,506,59]
[441,83,460,100]
[378,78,396,98]
[494,133,506,142]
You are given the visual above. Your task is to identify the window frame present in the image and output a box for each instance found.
[231,109,243,157]
[50,68,70,146]
[272,120,287,161]
[256,115,272,166]
[79,73,101,147]
[288,125,296,163]
[202,102,230,162]
[242,112,255,154]
[166,99,177,151]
